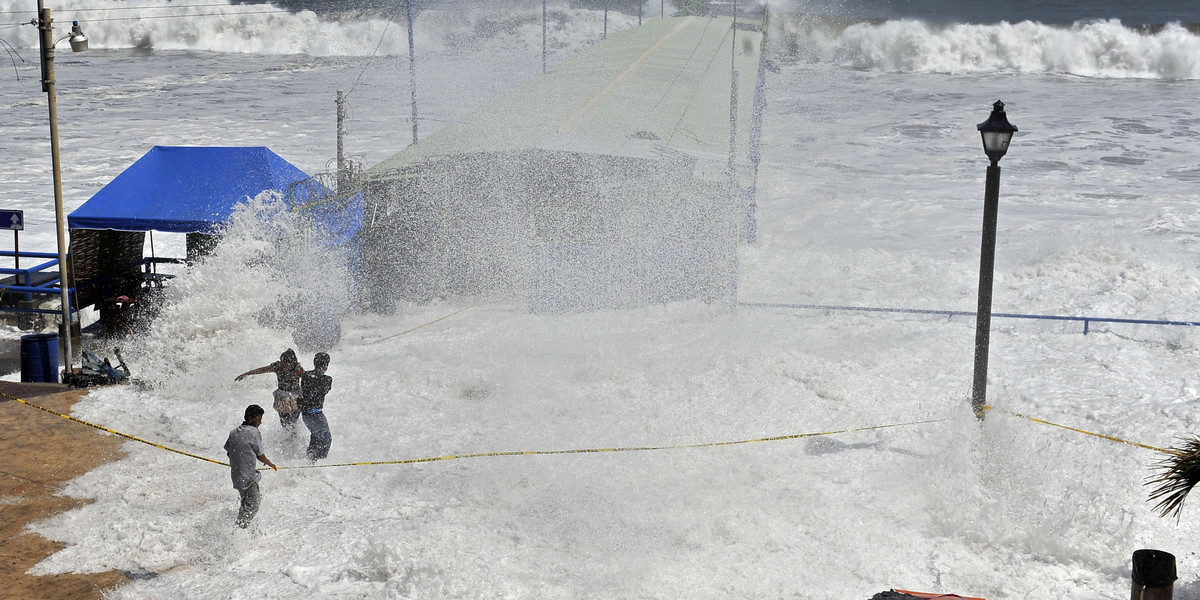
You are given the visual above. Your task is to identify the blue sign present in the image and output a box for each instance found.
[0,210,23,231]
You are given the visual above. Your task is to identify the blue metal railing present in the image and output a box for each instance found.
[0,250,69,313]
[0,252,180,316]
[738,301,1200,335]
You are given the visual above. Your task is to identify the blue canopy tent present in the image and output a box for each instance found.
[63,146,362,316]
[69,145,348,234]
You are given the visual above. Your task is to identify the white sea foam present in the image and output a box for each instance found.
[5,3,1200,598]
[778,17,1200,79]
[122,191,352,400]
[0,0,640,56]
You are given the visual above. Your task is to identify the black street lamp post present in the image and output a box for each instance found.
[971,100,1018,420]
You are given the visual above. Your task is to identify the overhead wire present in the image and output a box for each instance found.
[343,13,392,100]
[668,16,733,149]
[635,16,713,134]
[0,34,28,82]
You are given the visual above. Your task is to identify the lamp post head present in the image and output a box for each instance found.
[68,21,87,52]
[977,100,1017,164]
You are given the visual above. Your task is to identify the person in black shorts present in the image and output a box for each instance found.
[298,352,333,462]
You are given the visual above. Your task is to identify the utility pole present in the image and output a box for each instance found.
[336,90,348,194]
[405,0,418,144]
[37,1,74,377]
[728,70,738,175]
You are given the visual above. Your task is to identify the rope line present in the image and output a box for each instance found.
[985,405,1176,455]
[0,309,474,467]
[0,390,229,466]
[272,418,948,470]
[1,388,1179,475]
[0,386,943,471]
[366,307,469,345]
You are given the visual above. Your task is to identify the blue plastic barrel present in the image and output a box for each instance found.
[20,333,59,383]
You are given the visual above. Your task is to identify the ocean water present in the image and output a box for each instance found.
[795,0,1198,27]
[3,1,1200,598]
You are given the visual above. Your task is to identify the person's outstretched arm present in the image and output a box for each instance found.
[257,453,277,470]
[235,365,273,381]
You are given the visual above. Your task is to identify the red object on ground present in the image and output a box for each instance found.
[894,590,986,600]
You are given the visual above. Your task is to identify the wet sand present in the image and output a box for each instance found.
[0,382,130,599]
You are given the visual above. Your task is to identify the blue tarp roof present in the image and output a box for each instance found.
[69,146,328,234]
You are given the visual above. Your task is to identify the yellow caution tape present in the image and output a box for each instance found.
[367,308,470,345]
[275,418,947,470]
[4,385,1178,475]
[2,387,946,472]
[0,310,470,469]
[984,405,1176,455]
[0,390,230,466]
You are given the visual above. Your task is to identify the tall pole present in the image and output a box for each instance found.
[405,0,418,145]
[542,0,547,74]
[37,1,74,378]
[970,160,1001,419]
[603,0,608,39]
[727,70,738,175]
[336,89,347,194]
[744,5,769,244]
[731,0,737,71]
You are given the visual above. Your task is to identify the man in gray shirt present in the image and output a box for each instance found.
[224,404,277,528]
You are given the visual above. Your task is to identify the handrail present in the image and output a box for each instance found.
[0,250,60,259]
[0,255,181,316]
[0,254,61,303]
[738,301,1200,335]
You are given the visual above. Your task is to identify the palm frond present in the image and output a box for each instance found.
[1146,437,1200,519]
